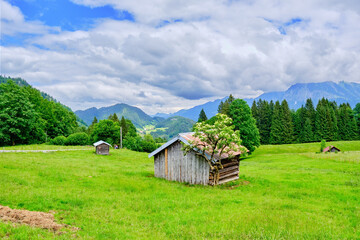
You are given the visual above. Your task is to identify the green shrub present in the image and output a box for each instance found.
[50,136,67,145]
[123,135,158,153]
[123,136,143,152]
[65,132,89,146]
[320,139,326,152]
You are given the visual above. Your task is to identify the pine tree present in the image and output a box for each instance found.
[120,116,128,137]
[304,99,316,132]
[88,117,98,135]
[92,117,98,125]
[293,107,304,142]
[329,104,338,141]
[281,100,294,143]
[270,101,283,144]
[251,100,258,121]
[218,94,235,116]
[315,98,338,141]
[109,113,120,124]
[229,99,260,153]
[198,109,208,122]
[269,100,274,114]
[252,99,272,144]
[218,101,224,114]
[315,98,330,140]
[301,118,314,142]
[260,100,273,144]
[354,103,360,137]
[338,104,358,140]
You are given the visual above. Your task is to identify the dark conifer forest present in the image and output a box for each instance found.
[251,98,360,144]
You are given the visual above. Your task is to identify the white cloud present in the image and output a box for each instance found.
[0,0,59,36]
[1,0,360,114]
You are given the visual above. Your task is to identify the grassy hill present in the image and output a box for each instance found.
[1,141,359,239]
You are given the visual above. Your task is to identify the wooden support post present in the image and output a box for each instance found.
[165,148,168,178]
[120,127,123,149]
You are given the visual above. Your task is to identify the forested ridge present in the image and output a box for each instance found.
[0,76,78,146]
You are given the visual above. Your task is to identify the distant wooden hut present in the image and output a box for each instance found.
[93,140,111,155]
[323,145,341,153]
[148,132,245,185]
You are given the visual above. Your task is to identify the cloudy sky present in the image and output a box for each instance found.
[1,0,360,114]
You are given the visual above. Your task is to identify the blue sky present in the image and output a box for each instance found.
[2,0,134,46]
[265,17,304,35]
[1,0,360,114]
[9,0,134,31]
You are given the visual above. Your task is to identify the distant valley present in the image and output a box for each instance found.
[74,104,195,140]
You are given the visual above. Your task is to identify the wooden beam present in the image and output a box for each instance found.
[219,171,239,180]
[165,148,168,178]
[219,176,239,185]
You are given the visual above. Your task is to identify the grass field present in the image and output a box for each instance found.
[1,141,360,239]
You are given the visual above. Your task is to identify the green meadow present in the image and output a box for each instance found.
[1,141,360,239]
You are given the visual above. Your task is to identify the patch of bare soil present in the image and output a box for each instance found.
[0,205,63,231]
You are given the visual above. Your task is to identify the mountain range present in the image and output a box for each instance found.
[153,98,226,120]
[251,81,360,109]
[154,81,360,121]
[75,103,164,128]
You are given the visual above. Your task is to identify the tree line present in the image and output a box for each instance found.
[251,98,360,144]
[199,95,360,149]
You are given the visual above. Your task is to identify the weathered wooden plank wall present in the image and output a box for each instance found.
[153,140,210,185]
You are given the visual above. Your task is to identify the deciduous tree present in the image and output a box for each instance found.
[183,114,247,185]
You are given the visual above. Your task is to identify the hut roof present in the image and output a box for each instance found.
[323,145,341,152]
[148,132,246,160]
[93,140,112,147]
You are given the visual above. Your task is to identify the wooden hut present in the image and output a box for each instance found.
[93,140,111,155]
[323,145,341,153]
[148,133,245,185]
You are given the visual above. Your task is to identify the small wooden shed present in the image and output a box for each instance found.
[323,145,341,153]
[148,132,245,185]
[93,140,111,155]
